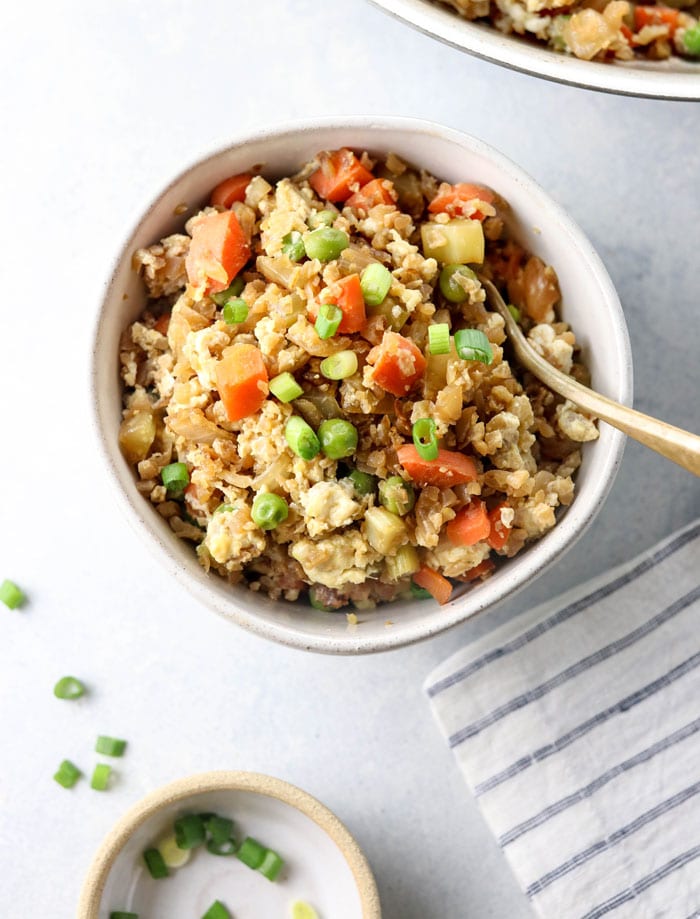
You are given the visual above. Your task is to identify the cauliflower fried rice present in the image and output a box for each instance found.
[119,149,598,612]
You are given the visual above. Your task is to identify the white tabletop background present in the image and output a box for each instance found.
[1,2,698,916]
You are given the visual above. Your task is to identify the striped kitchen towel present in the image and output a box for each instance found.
[426,518,700,919]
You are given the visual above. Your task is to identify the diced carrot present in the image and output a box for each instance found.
[366,331,426,397]
[309,149,375,203]
[215,343,268,422]
[210,172,254,209]
[412,565,453,605]
[309,273,367,334]
[185,210,250,295]
[620,23,633,43]
[457,558,496,582]
[487,503,512,551]
[634,5,679,34]
[428,182,495,220]
[346,178,397,211]
[446,500,491,547]
[154,313,170,335]
[396,445,479,487]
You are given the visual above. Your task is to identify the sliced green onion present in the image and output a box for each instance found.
[683,21,700,55]
[428,323,450,355]
[174,813,206,850]
[346,468,378,496]
[360,263,393,306]
[110,912,138,919]
[158,832,191,868]
[213,503,235,515]
[309,586,336,612]
[304,227,349,262]
[54,676,86,700]
[161,462,189,496]
[281,231,306,262]
[95,735,127,757]
[318,418,358,460]
[91,763,112,791]
[222,298,249,324]
[439,264,477,303]
[205,815,235,845]
[454,328,493,364]
[291,903,319,919]
[259,848,284,881]
[143,848,169,879]
[308,209,336,229]
[507,304,521,322]
[320,350,358,380]
[412,418,439,461]
[378,476,415,516]
[53,759,81,789]
[211,277,244,305]
[314,302,342,339]
[269,372,303,402]
[236,836,266,870]
[0,579,25,609]
[285,416,321,461]
[384,544,420,581]
[202,902,231,919]
[251,492,289,531]
[410,581,432,599]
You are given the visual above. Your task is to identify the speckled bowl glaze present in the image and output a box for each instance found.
[78,770,381,919]
[92,116,632,654]
[369,0,700,100]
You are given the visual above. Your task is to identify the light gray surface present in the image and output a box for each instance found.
[0,2,698,917]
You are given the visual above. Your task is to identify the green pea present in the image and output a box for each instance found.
[304,227,349,262]
[346,468,378,496]
[282,231,306,262]
[378,476,415,516]
[251,493,288,531]
[318,419,358,460]
[439,264,478,304]
[308,209,336,229]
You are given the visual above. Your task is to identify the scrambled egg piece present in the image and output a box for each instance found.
[204,505,266,568]
[291,531,380,588]
[424,537,491,578]
[299,481,363,538]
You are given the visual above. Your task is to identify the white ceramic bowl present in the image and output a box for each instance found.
[78,771,381,919]
[92,115,632,654]
[370,0,700,100]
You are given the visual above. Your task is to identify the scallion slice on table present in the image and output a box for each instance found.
[211,277,244,305]
[285,416,321,461]
[269,372,303,402]
[412,418,439,461]
[251,492,289,531]
[54,676,86,700]
[95,735,127,757]
[53,759,82,789]
[281,230,306,262]
[428,323,450,355]
[91,763,112,791]
[360,262,392,306]
[0,578,25,609]
[201,901,231,919]
[319,350,358,380]
[161,462,189,496]
[143,847,169,879]
[314,302,342,339]
[454,328,493,365]
[222,298,249,324]
[157,832,192,868]
[174,813,206,850]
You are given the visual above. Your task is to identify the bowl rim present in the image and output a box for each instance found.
[91,114,632,655]
[77,769,382,919]
[368,0,700,101]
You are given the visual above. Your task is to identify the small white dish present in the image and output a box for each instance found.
[369,0,700,100]
[78,771,381,919]
[92,115,632,654]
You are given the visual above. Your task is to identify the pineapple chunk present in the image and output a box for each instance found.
[421,219,485,265]
[364,507,409,556]
[119,411,156,464]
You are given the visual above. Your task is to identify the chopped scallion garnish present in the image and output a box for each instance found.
[0,579,25,609]
[143,847,169,879]
[308,209,336,229]
[222,298,249,324]
[91,763,112,791]
[211,277,244,305]
[174,813,206,850]
[314,302,342,340]
[360,262,392,306]
[412,418,439,461]
[54,676,86,700]
[319,350,358,380]
[285,416,321,461]
[454,328,494,365]
[269,372,304,403]
[428,323,450,355]
[205,815,234,845]
[95,735,127,757]
[53,759,82,789]
[161,462,189,496]
[281,230,306,262]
